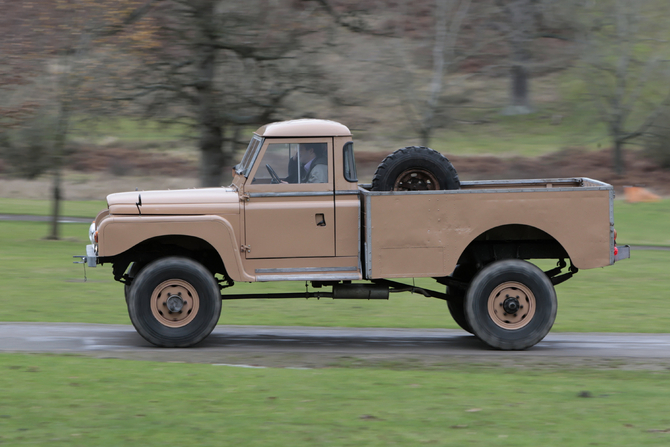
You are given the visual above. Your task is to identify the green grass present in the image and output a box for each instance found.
[0,198,106,219]
[0,222,129,324]
[1,353,670,446]
[614,199,670,246]
[0,219,668,332]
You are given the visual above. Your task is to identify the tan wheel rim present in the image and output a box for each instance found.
[150,279,200,328]
[487,282,536,330]
[393,168,439,191]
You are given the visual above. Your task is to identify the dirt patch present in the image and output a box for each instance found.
[1,146,668,200]
[68,145,199,177]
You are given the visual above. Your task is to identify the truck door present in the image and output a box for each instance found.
[243,138,335,259]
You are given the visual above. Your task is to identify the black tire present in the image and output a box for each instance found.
[464,259,557,350]
[371,146,460,191]
[127,257,222,347]
[445,264,478,334]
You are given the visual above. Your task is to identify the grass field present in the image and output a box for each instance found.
[1,353,670,446]
[613,200,670,246]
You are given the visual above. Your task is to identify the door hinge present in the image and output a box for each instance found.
[241,244,251,253]
[240,192,250,202]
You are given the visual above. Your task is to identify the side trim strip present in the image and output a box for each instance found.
[255,266,358,274]
[256,273,362,282]
[249,191,334,198]
[248,190,358,199]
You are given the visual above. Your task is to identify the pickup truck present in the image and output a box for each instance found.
[76,119,630,350]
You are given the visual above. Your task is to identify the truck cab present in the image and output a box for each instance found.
[230,119,362,281]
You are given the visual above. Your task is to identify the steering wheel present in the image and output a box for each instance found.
[266,164,281,184]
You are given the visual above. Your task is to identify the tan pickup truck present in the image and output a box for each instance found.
[76,119,630,350]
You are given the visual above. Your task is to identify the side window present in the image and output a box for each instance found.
[251,143,294,184]
[301,143,328,184]
[343,142,358,182]
[252,142,328,184]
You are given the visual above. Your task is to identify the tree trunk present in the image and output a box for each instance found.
[46,169,62,240]
[419,127,431,148]
[613,138,625,175]
[199,124,225,187]
[510,64,530,107]
[195,51,225,187]
[502,0,534,115]
[503,63,532,115]
[47,89,70,240]
[193,1,225,187]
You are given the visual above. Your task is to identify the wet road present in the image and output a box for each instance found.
[2,323,670,366]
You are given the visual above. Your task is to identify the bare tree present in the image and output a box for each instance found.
[388,0,506,146]
[494,0,580,115]
[578,0,670,174]
[118,0,337,187]
[0,0,156,239]
[415,0,472,146]
[497,0,536,115]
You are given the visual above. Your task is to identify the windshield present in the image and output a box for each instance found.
[235,136,264,177]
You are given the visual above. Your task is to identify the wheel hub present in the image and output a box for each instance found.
[502,296,520,314]
[487,282,536,330]
[166,294,185,313]
[150,280,200,328]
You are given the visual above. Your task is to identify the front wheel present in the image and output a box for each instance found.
[464,259,557,350]
[124,262,144,305]
[127,257,222,347]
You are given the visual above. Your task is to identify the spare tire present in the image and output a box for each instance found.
[371,146,460,191]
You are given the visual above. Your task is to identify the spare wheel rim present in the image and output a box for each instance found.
[393,168,440,191]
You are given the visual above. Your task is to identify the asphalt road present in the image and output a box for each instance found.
[3,323,670,368]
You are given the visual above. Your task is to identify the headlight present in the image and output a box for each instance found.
[88,221,96,244]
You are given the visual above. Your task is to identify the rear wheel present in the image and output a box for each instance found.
[127,257,221,347]
[464,259,557,350]
[371,146,460,191]
[446,264,478,334]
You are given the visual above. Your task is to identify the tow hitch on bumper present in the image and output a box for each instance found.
[73,245,98,268]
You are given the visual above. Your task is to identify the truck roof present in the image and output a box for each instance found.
[254,119,352,138]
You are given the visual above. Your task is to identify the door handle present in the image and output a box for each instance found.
[315,213,326,226]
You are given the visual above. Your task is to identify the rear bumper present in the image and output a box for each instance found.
[614,245,631,262]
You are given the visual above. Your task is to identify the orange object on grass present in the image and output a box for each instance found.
[623,186,661,203]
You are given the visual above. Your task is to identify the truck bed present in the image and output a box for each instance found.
[359,178,614,280]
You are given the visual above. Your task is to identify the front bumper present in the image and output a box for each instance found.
[73,244,98,268]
